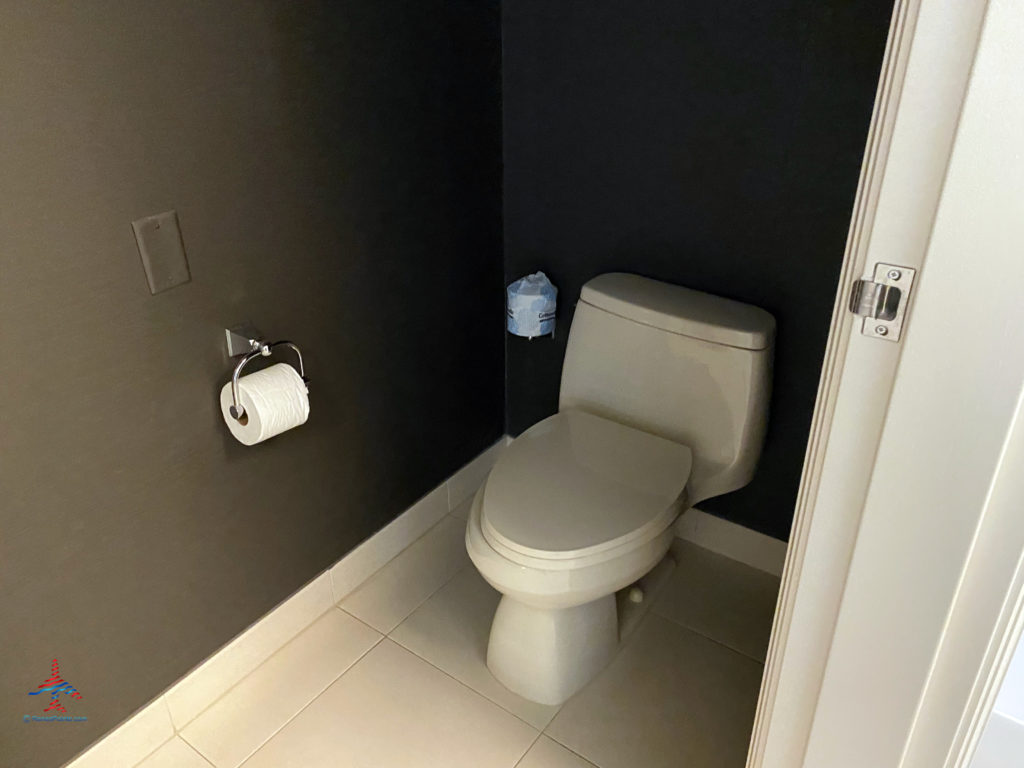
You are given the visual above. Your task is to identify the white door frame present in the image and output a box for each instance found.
[748,0,1004,765]
[801,0,1024,761]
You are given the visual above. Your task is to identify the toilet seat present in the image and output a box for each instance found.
[481,409,692,564]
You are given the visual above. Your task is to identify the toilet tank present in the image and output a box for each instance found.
[559,273,775,505]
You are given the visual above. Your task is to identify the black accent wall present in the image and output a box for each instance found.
[502,1,893,540]
[0,3,501,766]
[1,3,896,764]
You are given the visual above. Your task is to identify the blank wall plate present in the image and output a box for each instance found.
[132,210,191,294]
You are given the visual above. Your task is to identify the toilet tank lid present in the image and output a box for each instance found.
[580,273,775,350]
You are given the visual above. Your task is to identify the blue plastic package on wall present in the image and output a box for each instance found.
[507,272,557,338]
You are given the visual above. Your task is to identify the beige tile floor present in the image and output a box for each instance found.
[146,501,780,768]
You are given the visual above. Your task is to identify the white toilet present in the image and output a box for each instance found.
[466,272,775,705]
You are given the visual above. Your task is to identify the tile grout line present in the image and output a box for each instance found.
[532,612,733,741]
[378,551,473,636]
[510,731,545,768]
[235,634,389,767]
[175,607,382,765]
[533,733,602,768]
[87,447,504,768]
[383,632,553,733]
[647,606,769,665]
[169,600,340,735]
[189,512,476,763]
[331,604,382,633]
[180,736,217,768]
[384,473,565,741]
[335,520,470,635]
[234,622,540,768]
[168,567,338,735]
[327,465,474,604]
[336,510,461,609]
[389,514,472,631]
[218,626,388,768]
[129,731,176,768]
[177,454,497,764]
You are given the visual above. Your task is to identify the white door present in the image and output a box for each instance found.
[750,0,1024,765]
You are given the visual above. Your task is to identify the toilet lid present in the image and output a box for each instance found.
[482,410,692,560]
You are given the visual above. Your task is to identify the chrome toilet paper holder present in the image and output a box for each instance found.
[225,325,308,421]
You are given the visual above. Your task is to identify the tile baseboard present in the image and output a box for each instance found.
[65,436,508,768]
[446,438,508,511]
[675,508,788,577]
[164,572,336,730]
[328,483,449,603]
[63,697,175,768]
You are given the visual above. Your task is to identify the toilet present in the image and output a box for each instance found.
[466,272,775,705]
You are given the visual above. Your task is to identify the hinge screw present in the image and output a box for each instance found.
[875,325,889,336]
[887,269,902,280]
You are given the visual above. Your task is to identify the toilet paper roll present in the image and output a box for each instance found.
[219,362,309,446]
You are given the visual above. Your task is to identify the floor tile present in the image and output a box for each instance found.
[654,540,780,661]
[515,737,596,768]
[136,736,212,768]
[340,515,469,633]
[241,639,537,768]
[391,565,561,729]
[182,609,380,768]
[68,697,174,768]
[546,614,763,768]
[166,572,334,729]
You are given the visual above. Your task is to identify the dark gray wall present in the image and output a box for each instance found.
[0,3,501,766]
[502,1,893,540]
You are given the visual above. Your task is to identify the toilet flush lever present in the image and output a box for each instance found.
[848,262,917,342]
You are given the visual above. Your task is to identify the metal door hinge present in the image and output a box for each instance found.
[849,263,916,341]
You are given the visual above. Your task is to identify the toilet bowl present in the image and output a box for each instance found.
[468,273,775,705]
[466,408,692,704]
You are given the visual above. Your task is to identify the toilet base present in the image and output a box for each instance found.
[486,593,618,706]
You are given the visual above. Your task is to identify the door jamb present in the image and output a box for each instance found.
[747,1,990,765]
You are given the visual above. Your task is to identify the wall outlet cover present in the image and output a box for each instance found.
[132,210,191,294]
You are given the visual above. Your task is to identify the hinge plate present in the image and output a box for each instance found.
[849,263,916,342]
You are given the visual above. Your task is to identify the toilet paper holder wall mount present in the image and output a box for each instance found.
[225,325,308,421]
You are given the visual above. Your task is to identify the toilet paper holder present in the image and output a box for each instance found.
[224,325,308,421]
